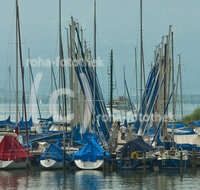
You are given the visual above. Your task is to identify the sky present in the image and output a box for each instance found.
[0,0,200,102]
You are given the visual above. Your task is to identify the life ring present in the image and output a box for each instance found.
[131,152,139,159]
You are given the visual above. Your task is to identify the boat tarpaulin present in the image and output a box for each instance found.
[189,120,200,127]
[144,122,195,136]
[38,116,53,122]
[73,136,110,162]
[40,138,71,162]
[0,116,10,128]
[0,135,33,161]
[118,136,154,154]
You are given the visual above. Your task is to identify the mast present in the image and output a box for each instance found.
[135,47,138,111]
[17,1,29,167]
[69,23,74,145]
[59,0,66,167]
[51,62,53,116]
[21,66,24,120]
[110,49,113,124]
[175,64,180,119]
[28,49,32,118]
[140,0,143,111]
[163,44,167,140]
[9,66,11,118]
[16,0,19,133]
[93,0,97,132]
[171,32,175,145]
[58,0,61,127]
[178,54,183,119]
[123,66,127,120]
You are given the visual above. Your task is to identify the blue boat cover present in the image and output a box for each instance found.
[73,136,110,162]
[9,117,32,131]
[144,122,195,137]
[189,120,200,127]
[22,131,71,144]
[177,144,200,151]
[38,116,53,122]
[40,138,71,162]
[118,136,154,153]
[0,116,10,127]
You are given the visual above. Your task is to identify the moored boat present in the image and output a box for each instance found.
[116,136,155,170]
[39,138,71,169]
[0,135,33,169]
[155,149,189,169]
[73,136,110,170]
[107,96,134,111]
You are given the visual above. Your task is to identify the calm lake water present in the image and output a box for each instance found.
[0,103,199,123]
[0,168,200,190]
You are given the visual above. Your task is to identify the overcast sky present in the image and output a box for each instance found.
[0,0,200,101]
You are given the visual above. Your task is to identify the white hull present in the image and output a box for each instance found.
[40,159,69,169]
[74,160,103,170]
[0,160,27,169]
[174,134,200,146]
[144,134,200,147]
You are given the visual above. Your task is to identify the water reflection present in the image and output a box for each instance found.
[0,170,28,190]
[0,169,199,189]
[74,170,103,190]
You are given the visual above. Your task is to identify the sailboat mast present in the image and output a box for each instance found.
[140,0,143,111]
[16,0,19,133]
[110,49,113,124]
[58,0,61,124]
[178,54,183,119]
[163,44,167,139]
[17,2,29,167]
[135,47,138,111]
[58,0,66,166]
[171,32,175,144]
[9,66,11,117]
[28,49,32,118]
[93,0,96,131]
[123,66,127,120]
[51,62,53,115]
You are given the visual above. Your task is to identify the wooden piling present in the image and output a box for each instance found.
[103,151,106,172]
[191,148,196,167]
[143,151,146,170]
[180,152,183,169]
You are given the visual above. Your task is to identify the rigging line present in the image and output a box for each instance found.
[51,64,63,116]
[182,64,195,111]
[28,60,42,119]
[124,76,135,117]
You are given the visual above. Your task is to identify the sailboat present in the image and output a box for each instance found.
[116,136,155,169]
[10,0,31,169]
[73,136,110,170]
[0,135,33,169]
[40,138,71,169]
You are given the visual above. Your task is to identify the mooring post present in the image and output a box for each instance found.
[180,152,183,169]
[143,151,146,170]
[103,151,106,172]
[192,148,196,167]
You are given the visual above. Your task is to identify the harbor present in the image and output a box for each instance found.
[0,0,200,189]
